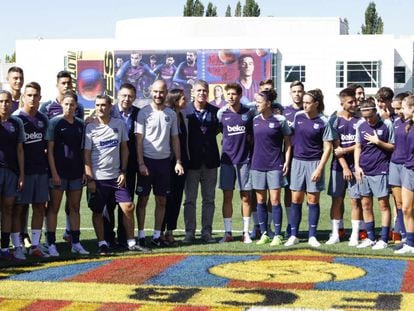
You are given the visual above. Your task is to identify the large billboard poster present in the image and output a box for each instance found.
[66,49,271,110]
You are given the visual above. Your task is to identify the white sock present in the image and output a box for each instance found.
[127,239,136,247]
[98,240,107,247]
[243,217,250,234]
[351,220,360,237]
[11,232,21,248]
[138,230,145,239]
[252,212,259,226]
[31,229,41,246]
[153,230,161,239]
[224,218,232,233]
[66,215,71,232]
[332,219,340,237]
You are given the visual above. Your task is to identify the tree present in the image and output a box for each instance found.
[242,0,260,17]
[183,0,205,16]
[205,2,217,17]
[4,52,16,63]
[235,1,242,17]
[342,18,349,35]
[361,2,383,34]
[225,5,231,17]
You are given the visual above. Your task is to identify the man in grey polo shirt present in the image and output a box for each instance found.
[135,80,184,247]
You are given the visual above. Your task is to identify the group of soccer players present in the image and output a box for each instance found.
[1,64,414,261]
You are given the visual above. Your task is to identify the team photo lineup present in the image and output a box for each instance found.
[2,49,414,262]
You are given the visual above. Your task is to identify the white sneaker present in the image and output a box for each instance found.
[356,239,376,248]
[348,235,359,247]
[284,235,299,246]
[71,243,90,255]
[325,235,340,245]
[395,244,414,254]
[242,233,252,244]
[13,247,26,260]
[308,236,321,247]
[372,240,388,250]
[47,244,60,257]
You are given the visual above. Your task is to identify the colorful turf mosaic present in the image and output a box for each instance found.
[1,250,414,310]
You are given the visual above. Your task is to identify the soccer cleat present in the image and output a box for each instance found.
[13,247,26,260]
[308,236,321,247]
[359,230,368,240]
[62,231,72,243]
[249,226,261,240]
[47,244,60,257]
[325,235,340,245]
[394,244,414,254]
[356,239,376,248]
[164,233,177,246]
[284,235,299,246]
[348,235,359,247]
[128,244,151,252]
[242,232,252,244]
[270,235,283,246]
[151,237,167,247]
[219,232,233,243]
[256,233,271,245]
[1,250,14,261]
[138,238,147,247]
[201,234,216,244]
[372,240,388,250]
[29,246,50,258]
[97,244,112,256]
[71,243,90,255]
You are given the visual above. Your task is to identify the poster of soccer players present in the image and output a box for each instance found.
[65,50,114,109]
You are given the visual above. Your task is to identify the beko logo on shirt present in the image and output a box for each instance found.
[25,132,43,140]
[227,125,246,136]
[341,133,356,141]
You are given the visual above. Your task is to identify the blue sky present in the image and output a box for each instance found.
[1,0,413,60]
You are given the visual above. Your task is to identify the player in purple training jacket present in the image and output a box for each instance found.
[45,91,89,257]
[284,89,334,248]
[217,83,255,244]
[354,98,395,250]
[395,95,414,253]
[326,87,362,246]
[0,90,25,260]
[251,89,292,246]
[14,82,50,257]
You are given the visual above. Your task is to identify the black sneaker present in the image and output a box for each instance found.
[151,238,166,247]
[394,242,406,251]
[138,238,147,247]
[97,244,112,256]
[128,244,151,253]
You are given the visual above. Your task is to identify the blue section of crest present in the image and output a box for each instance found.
[7,261,111,282]
[146,255,260,287]
[315,257,406,292]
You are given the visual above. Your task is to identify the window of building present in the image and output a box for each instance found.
[394,66,406,83]
[336,61,380,88]
[285,65,305,82]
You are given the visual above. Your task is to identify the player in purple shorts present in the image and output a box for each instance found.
[284,89,334,248]
[354,98,395,250]
[6,67,24,113]
[251,90,292,246]
[326,87,362,246]
[0,90,25,260]
[217,83,255,244]
[85,95,147,255]
[45,91,89,256]
[14,82,50,257]
[389,93,411,248]
[395,95,414,253]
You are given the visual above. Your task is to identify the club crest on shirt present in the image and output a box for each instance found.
[37,120,45,128]
[376,129,383,136]
[269,122,275,129]
[313,123,320,130]
[353,123,357,130]
[165,116,171,122]
[241,114,249,121]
